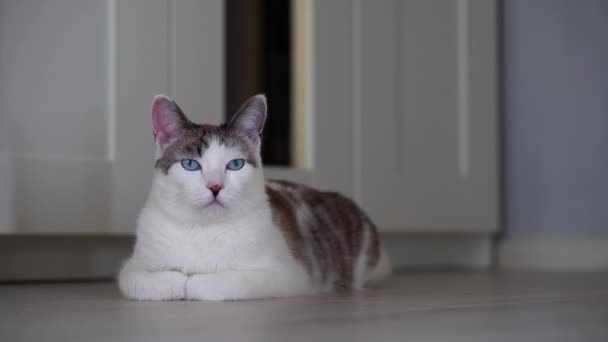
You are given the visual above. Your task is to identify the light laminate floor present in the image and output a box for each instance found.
[1,272,608,342]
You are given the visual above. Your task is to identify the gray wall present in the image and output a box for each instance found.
[503,0,608,237]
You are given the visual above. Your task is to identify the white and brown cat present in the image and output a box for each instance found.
[118,94,391,301]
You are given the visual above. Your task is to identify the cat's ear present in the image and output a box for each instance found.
[227,94,267,144]
[151,95,191,151]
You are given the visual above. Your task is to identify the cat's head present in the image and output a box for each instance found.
[149,94,267,222]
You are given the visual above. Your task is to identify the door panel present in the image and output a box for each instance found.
[111,0,225,233]
[0,0,111,233]
[0,0,224,233]
[0,0,497,235]
[0,0,357,234]
[359,0,498,232]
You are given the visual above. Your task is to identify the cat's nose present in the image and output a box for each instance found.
[207,184,223,197]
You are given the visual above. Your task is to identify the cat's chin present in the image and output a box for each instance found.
[203,199,225,209]
[194,199,230,218]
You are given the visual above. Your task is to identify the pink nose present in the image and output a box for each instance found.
[207,184,223,196]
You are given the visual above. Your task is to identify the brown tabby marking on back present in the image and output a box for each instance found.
[265,186,314,275]
[266,180,381,291]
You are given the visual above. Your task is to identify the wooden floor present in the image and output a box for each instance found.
[1,272,608,342]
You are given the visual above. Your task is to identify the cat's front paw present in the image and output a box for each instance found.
[185,273,235,301]
[119,270,188,301]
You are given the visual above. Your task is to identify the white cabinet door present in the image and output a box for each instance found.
[0,0,360,234]
[357,0,498,233]
[1,0,114,233]
[0,0,225,233]
[0,0,497,235]
[109,0,225,233]
[0,93,12,233]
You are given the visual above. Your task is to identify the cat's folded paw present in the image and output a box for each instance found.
[185,273,234,301]
[119,270,188,301]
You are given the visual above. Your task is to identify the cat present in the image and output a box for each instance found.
[118,94,391,301]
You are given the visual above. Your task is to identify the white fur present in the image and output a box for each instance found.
[119,141,312,301]
[368,249,392,284]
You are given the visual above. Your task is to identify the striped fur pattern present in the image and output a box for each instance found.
[267,180,386,291]
[118,94,390,301]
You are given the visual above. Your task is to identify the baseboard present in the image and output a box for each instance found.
[0,235,134,282]
[382,234,492,270]
[0,233,493,281]
[498,238,608,271]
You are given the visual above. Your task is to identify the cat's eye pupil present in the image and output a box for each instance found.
[180,159,200,171]
[226,158,245,171]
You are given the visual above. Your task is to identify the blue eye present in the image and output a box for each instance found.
[180,159,201,171]
[226,158,245,171]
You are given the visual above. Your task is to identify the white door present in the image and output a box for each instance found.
[1,0,114,233]
[289,0,498,234]
[0,0,360,234]
[0,0,226,233]
[0,0,497,235]
[357,0,498,233]
[0,93,12,233]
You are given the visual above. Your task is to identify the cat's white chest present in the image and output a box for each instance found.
[134,210,283,275]
[165,224,240,274]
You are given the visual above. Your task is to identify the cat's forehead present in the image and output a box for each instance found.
[202,140,244,166]
[155,124,258,173]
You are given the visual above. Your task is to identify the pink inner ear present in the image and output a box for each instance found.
[151,95,177,147]
[230,94,267,143]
